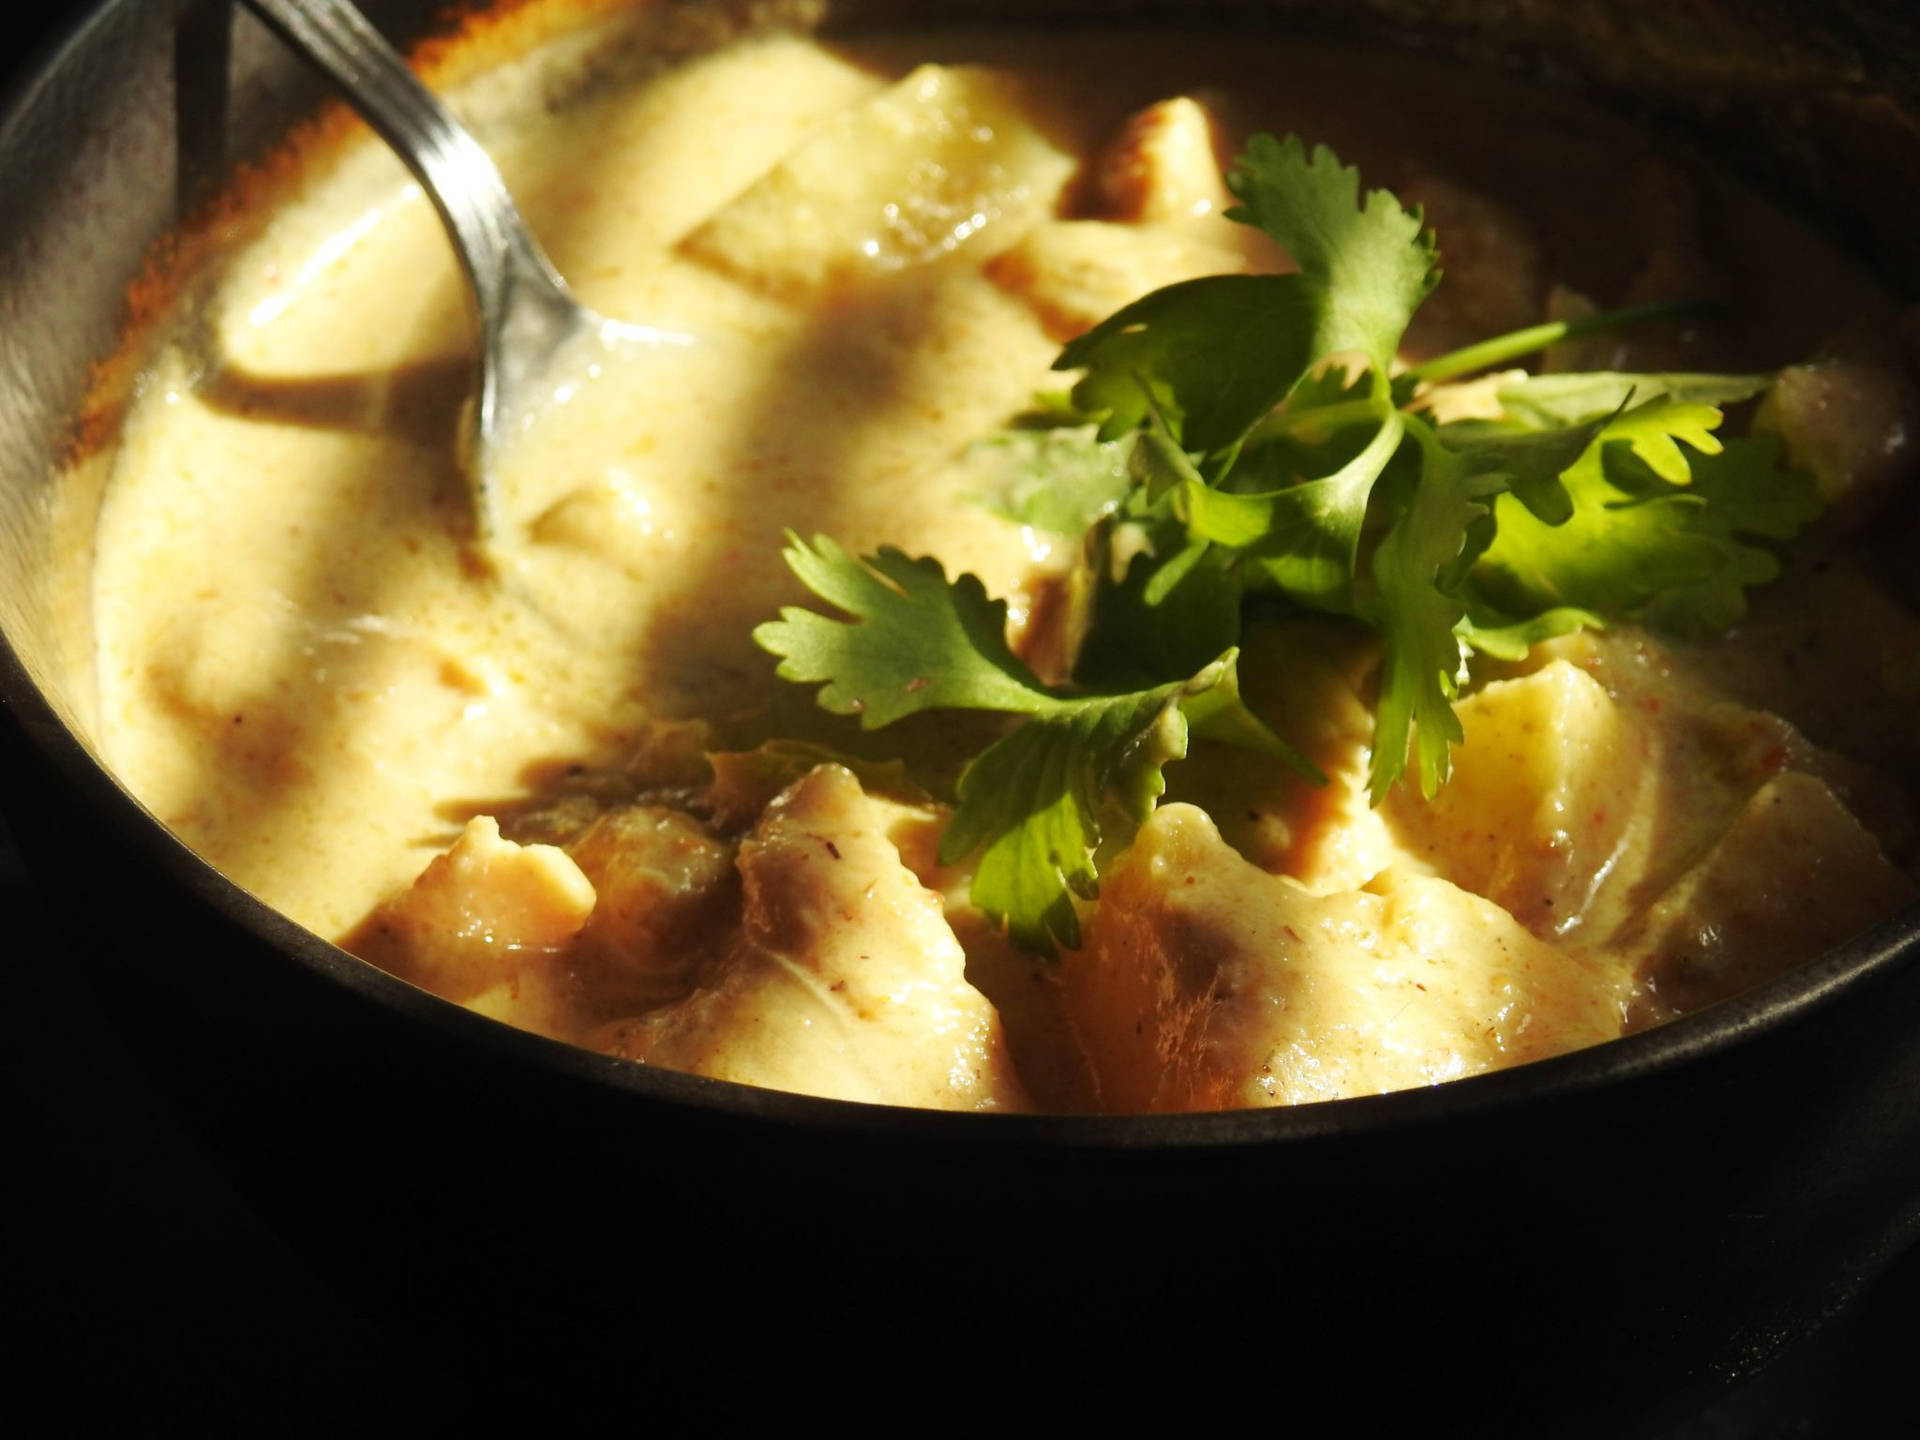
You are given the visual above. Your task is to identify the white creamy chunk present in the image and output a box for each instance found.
[1627,772,1916,1021]
[1063,805,1631,1111]
[592,766,1033,1110]
[684,63,1078,296]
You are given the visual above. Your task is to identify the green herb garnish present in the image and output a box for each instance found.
[756,132,1820,950]
[754,536,1315,951]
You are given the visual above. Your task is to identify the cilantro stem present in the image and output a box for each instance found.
[1243,397,1382,448]
[1400,298,1719,391]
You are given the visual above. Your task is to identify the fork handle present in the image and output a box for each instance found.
[233,0,569,337]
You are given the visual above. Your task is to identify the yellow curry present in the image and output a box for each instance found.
[85,4,1920,1111]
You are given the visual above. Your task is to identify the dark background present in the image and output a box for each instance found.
[2,3,1916,1429]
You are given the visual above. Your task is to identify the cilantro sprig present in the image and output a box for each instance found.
[755,131,1821,951]
[754,536,1315,950]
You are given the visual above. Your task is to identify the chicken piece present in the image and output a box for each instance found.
[592,766,1032,1111]
[1062,805,1629,1111]
[1620,159,1725,317]
[682,64,1074,298]
[1627,773,1916,1022]
[1094,97,1233,223]
[351,816,597,1039]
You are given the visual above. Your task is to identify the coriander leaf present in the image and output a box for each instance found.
[1493,371,1770,429]
[1589,397,1728,487]
[1466,398,1748,619]
[1225,133,1439,369]
[753,534,1050,725]
[1471,486,1723,619]
[1230,407,1407,613]
[1365,419,1499,800]
[1454,598,1604,661]
[1435,412,1611,525]
[1638,434,1821,637]
[962,426,1134,537]
[760,533,1308,953]
[940,649,1292,951]
[1680,431,1822,541]
[1073,525,1243,689]
[1054,133,1438,457]
[1640,542,1778,639]
[1054,274,1323,452]
[1133,397,1213,505]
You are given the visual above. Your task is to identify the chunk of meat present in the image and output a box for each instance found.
[1627,773,1916,1023]
[351,816,597,1039]
[1062,805,1629,1111]
[592,766,1032,1111]
[1094,97,1232,223]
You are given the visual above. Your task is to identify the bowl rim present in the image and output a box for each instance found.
[4,0,1918,1151]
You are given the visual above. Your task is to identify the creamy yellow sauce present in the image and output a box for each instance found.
[86,7,1920,1111]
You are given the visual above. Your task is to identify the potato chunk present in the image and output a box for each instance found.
[683,65,1074,298]
[593,766,1032,1111]
[1757,337,1920,533]
[352,816,597,1039]
[1628,773,1916,1020]
[1062,805,1628,1111]
[988,221,1246,340]
[1386,661,1650,936]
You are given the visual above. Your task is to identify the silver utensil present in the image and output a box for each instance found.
[236,0,691,540]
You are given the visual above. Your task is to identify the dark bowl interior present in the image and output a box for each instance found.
[4,0,1920,1425]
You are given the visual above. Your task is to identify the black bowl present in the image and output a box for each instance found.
[4,2,1920,1427]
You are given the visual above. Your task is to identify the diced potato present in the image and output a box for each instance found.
[988,220,1246,340]
[351,815,597,1038]
[592,766,1033,1111]
[1094,97,1232,223]
[1628,772,1916,1021]
[1386,661,1650,937]
[682,65,1075,298]
[1757,337,1920,532]
[1062,805,1629,1111]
